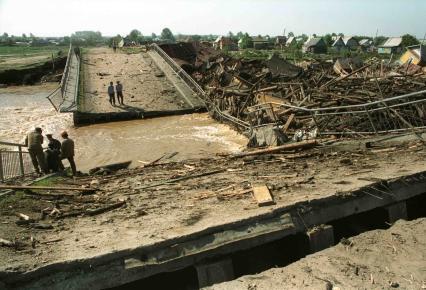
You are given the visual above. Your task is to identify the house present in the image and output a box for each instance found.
[275,36,287,48]
[303,37,327,53]
[213,36,237,51]
[252,36,270,50]
[378,37,403,54]
[237,36,253,49]
[359,39,373,51]
[400,45,426,66]
[332,36,359,51]
[332,37,345,51]
[286,36,297,47]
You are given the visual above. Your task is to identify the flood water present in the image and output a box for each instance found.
[0,85,247,171]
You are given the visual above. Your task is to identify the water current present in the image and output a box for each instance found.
[0,85,247,171]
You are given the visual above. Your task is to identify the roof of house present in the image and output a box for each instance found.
[286,36,296,44]
[342,36,358,46]
[252,36,269,43]
[359,39,372,46]
[332,37,345,47]
[379,37,402,47]
[304,37,325,47]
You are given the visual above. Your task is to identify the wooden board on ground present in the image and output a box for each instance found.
[252,185,275,206]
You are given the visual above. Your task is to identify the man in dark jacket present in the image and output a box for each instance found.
[60,131,77,176]
[116,81,124,105]
[45,134,63,172]
[108,82,115,105]
[25,127,48,175]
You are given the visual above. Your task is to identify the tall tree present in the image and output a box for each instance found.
[161,28,175,42]
[129,29,142,42]
[287,32,294,37]
[401,34,419,47]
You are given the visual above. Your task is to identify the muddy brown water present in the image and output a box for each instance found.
[0,85,247,171]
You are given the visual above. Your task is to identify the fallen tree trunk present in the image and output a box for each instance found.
[0,185,96,192]
[232,140,317,158]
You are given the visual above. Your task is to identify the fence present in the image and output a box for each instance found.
[47,44,80,112]
[248,89,426,135]
[150,44,251,130]
[0,141,34,182]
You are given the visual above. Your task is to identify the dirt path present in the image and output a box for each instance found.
[81,47,189,113]
[208,218,426,290]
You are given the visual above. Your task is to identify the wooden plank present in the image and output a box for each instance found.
[252,185,275,206]
[233,140,317,158]
[0,185,95,192]
[282,113,295,133]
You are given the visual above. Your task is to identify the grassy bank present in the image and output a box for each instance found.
[0,45,68,71]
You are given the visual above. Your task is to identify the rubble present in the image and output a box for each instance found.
[166,42,426,143]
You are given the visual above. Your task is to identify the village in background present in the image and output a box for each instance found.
[0,28,424,66]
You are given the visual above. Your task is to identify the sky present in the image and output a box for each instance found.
[0,0,425,38]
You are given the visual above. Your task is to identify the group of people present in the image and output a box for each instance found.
[107,81,124,106]
[25,128,77,176]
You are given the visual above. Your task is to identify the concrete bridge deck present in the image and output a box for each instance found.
[74,47,204,124]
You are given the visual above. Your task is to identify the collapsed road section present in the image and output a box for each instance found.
[0,134,425,289]
[206,218,426,290]
[60,46,205,125]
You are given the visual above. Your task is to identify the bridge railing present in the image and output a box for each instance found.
[0,141,34,182]
[47,44,80,112]
[150,44,251,131]
[248,89,426,135]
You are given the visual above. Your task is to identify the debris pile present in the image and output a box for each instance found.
[198,54,425,136]
[164,43,426,139]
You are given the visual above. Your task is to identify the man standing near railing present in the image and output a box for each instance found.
[25,127,48,175]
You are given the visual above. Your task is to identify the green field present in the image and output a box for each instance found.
[0,45,69,71]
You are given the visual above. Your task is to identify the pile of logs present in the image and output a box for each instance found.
[193,54,426,135]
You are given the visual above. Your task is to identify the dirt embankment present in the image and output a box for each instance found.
[208,218,426,290]
[0,57,66,85]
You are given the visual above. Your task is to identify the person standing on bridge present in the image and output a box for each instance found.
[60,131,77,177]
[25,127,48,175]
[116,81,124,105]
[108,82,116,106]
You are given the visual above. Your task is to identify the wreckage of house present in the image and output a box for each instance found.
[400,44,426,67]
[302,37,327,53]
[378,37,403,54]
[214,36,237,51]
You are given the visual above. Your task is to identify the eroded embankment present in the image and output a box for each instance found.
[0,57,66,85]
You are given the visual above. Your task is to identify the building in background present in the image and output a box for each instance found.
[303,37,327,53]
[378,37,403,54]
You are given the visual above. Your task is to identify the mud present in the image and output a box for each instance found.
[0,137,424,277]
[208,218,426,290]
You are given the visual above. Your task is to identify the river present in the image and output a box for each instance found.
[0,84,247,171]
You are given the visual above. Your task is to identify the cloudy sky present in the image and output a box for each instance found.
[0,0,425,38]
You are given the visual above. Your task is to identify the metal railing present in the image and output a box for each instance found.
[0,141,34,182]
[47,44,80,112]
[150,43,207,99]
[248,89,426,135]
[150,44,251,130]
